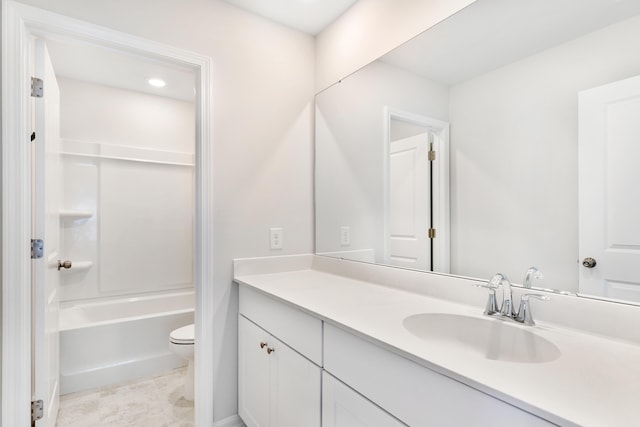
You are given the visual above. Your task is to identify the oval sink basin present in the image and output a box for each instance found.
[403,313,560,364]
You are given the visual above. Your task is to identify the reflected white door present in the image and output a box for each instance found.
[386,133,430,270]
[579,74,640,302]
[32,38,61,427]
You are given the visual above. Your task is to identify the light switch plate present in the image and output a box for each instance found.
[270,227,283,250]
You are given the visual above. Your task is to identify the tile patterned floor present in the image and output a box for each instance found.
[56,367,194,427]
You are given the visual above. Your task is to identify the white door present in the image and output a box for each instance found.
[32,38,61,427]
[579,74,640,302]
[238,316,271,427]
[270,336,321,427]
[386,133,430,270]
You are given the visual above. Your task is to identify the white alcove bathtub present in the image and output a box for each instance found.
[59,289,194,394]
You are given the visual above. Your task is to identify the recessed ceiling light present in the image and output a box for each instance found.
[148,78,166,88]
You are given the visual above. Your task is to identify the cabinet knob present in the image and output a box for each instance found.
[259,342,267,349]
[267,347,275,354]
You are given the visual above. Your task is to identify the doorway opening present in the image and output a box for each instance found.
[2,3,214,426]
[37,35,196,426]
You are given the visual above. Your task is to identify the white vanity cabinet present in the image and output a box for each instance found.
[238,286,322,427]
[237,281,557,427]
[324,324,556,427]
[234,256,640,426]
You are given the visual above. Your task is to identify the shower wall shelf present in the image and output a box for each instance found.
[60,210,93,220]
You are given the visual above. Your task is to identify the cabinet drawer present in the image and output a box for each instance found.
[324,324,556,427]
[239,285,322,365]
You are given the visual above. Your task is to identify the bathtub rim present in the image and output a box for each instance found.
[59,288,195,332]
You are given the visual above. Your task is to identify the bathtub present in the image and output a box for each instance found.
[59,290,194,394]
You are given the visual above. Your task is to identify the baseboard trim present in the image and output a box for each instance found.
[214,414,245,427]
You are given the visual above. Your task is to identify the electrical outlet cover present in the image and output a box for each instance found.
[270,227,283,250]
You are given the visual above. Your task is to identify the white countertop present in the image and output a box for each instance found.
[235,262,640,427]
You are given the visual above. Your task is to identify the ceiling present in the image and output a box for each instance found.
[381,0,640,85]
[222,0,357,35]
[44,0,640,103]
[43,0,357,97]
[45,36,196,102]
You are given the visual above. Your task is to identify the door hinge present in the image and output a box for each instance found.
[31,132,36,142]
[31,239,44,259]
[31,399,44,422]
[31,77,43,98]
[428,228,436,239]
[428,149,436,162]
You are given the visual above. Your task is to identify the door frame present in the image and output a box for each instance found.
[383,107,450,273]
[1,2,215,426]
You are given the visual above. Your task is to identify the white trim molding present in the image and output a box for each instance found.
[1,2,215,425]
[213,414,246,427]
[1,2,32,425]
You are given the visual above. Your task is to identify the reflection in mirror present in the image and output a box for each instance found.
[385,110,449,273]
[315,0,640,304]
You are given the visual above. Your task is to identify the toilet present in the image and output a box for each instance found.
[169,323,195,401]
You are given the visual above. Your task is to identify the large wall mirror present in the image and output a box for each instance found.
[315,0,640,304]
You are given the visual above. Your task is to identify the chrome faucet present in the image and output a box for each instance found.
[479,273,549,325]
[497,274,515,317]
[523,267,543,288]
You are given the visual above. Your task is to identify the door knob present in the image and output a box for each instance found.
[57,260,72,271]
[582,257,597,268]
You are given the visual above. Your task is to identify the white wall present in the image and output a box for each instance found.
[315,0,476,91]
[59,78,195,152]
[449,14,640,291]
[15,0,315,421]
[316,60,448,260]
[58,78,195,302]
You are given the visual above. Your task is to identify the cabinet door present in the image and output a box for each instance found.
[323,372,406,427]
[238,316,271,427]
[271,335,322,427]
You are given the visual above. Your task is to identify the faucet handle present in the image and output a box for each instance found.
[516,293,550,326]
[475,273,508,316]
[473,283,499,315]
